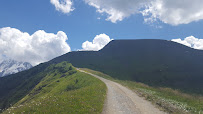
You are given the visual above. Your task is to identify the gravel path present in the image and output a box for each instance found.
[78,69,165,114]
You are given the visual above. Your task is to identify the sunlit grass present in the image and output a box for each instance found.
[3,62,106,114]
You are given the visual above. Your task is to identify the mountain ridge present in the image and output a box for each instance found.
[51,39,203,94]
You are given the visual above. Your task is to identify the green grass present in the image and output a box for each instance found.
[3,62,106,114]
[81,68,203,114]
[0,62,52,111]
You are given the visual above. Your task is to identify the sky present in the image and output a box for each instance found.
[0,0,203,65]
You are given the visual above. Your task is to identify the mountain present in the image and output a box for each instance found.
[0,59,32,77]
[52,39,203,94]
[0,39,203,112]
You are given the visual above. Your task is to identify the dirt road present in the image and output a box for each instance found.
[78,69,165,114]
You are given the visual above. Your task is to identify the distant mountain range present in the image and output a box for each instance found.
[0,59,32,77]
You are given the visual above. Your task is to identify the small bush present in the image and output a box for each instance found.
[75,79,78,84]
[68,70,77,75]
[60,74,66,78]
[69,66,73,70]
[66,84,79,91]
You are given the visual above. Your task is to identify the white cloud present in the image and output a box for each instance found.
[50,0,74,13]
[172,36,203,50]
[84,0,149,23]
[84,0,203,25]
[0,27,71,66]
[142,0,203,25]
[82,33,112,51]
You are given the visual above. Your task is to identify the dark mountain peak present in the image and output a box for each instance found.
[101,39,196,52]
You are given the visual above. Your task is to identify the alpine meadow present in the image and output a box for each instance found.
[0,0,203,114]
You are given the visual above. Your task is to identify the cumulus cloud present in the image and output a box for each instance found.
[84,0,203,25]
[172,36,203,50]
[84,0,149,23]
[0,27,71,66]
[82,33,112,51]
[142,0,203,25]
[50,0,74,13]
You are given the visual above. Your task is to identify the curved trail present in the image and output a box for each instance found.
[77,69,165,114]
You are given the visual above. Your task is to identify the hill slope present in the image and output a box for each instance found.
[2,62,106,113]
[0,57,107,112]
[0,62,51,111]
[52,39,203,94]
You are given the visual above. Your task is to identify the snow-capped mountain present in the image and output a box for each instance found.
[0,59,32,77]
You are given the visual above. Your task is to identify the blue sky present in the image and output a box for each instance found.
[1,0,203,50]
[1,0,203,65]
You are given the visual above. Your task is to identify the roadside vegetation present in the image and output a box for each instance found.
[81,68,203,114]
[3,62,106,114]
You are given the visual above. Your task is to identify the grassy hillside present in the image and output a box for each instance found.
[82,68,203,114]
[0,62,52,111]
[51,39,203,95]
[2,62,106,114]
